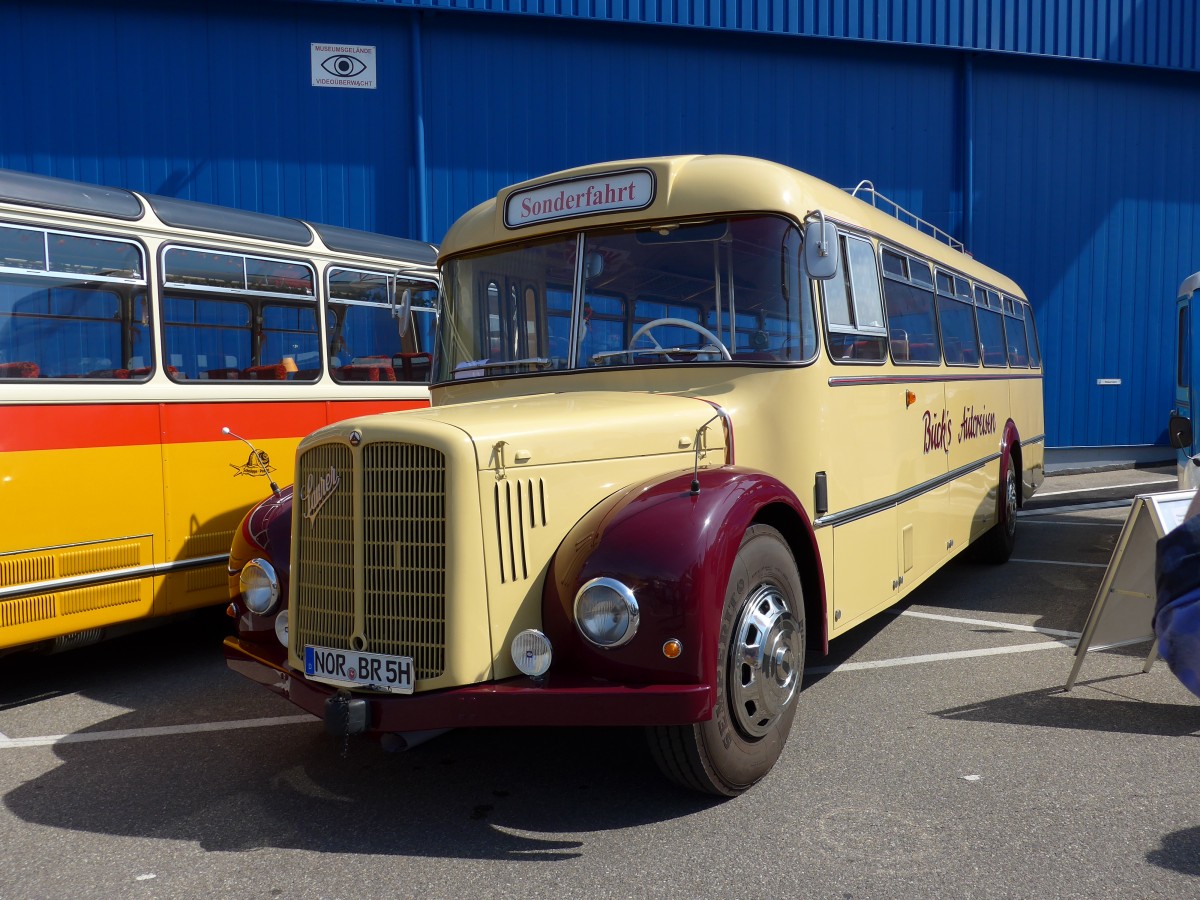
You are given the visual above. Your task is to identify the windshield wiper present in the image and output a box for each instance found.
[467,357,554,370]
[591,347,720,363]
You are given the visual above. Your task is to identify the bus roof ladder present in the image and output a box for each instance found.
[845,180,965,254]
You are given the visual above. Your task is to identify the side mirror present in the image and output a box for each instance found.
[391,282,413,338]
[804,215,839,280]
[1169,413,1193,450]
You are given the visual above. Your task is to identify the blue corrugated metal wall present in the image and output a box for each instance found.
[311,0,1200,72]
[417,16,961,241]
[0,1,422,237]
[972,56,1200,451]
[4,0,1200,454]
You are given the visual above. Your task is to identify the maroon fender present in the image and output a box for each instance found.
[998,420,1020,506]
[227,486,293,654]
[541,466,824,691]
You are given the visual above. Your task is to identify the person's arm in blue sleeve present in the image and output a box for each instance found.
[1154,491,1200,699]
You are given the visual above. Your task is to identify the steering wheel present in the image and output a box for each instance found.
[628,318,732,361]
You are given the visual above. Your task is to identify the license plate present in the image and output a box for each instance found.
[304,645,415,695]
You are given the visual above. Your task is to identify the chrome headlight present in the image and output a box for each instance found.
[574,577,640,648]
[239,558,280,616]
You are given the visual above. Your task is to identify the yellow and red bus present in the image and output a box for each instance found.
[223,155,1044,795]
[0,168,439,653]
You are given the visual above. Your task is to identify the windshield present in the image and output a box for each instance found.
[435,215,817,381]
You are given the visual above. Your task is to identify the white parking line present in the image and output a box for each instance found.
[804,609,1086,675]
[0,714,316,750]
[804,639,1077,674]
[1022,519,1122,527]
[896,610,1081,638]
[1010,557,1108,568]
[1019,500,1132,516]
[1035,477,1174,498]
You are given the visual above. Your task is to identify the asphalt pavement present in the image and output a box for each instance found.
[1026,462,1180,512]
[1,460,1198,900]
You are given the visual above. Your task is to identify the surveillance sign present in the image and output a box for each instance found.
[311,43,376,89]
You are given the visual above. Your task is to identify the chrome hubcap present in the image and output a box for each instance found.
[729,583,800,738]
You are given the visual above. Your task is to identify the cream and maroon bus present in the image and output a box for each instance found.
[223,155,1044,796]
[0,168,439,654]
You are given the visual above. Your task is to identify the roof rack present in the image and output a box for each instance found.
[845,180,964,253]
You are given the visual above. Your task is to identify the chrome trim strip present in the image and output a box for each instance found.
[814,453,1001,529]
[829,373,1043,387]
[0,534,153,559]
[0,554,229,602]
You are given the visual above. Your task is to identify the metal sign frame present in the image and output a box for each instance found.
[1064,489,1197,691]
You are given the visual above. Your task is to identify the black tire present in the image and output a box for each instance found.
[647,524,805,797]
[979,448,1019,563]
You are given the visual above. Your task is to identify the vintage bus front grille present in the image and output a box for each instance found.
[362,442,446,677]
[293,443,355,656]
[292,441,447,681]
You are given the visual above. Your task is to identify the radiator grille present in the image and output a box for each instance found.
[293,443,355,656]
[291,440,447,681]
[363,443,446,677]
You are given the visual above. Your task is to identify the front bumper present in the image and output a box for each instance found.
[224,636,713,732]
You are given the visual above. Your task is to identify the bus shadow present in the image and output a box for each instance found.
[906,524,1113,638]
[1,624,722,860]
[932,676,1200,737]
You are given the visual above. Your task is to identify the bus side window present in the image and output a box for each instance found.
[0,225,149,380]
[0,283,127,378]
[975,288,1007,367]
[823,234,886,362]
[327,268,437,384]
[163,294,252,379]
[879,252,940,365]
[1003,295,1030,367]
[1025,302,1042,368]
[262,304,320,379]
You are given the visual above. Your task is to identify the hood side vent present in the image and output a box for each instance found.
[493,478,547,584]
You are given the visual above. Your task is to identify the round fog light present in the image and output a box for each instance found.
[239,558,280,615]
[511,629,552,678]
[274,608,289,648]
[574,577,640,648]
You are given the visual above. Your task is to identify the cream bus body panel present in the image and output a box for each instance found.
[388,389,723,467]
[424,361,1033,641]
[443,156,1024,299]
[287,393,725,690]
[287,417,493,691]
[478,454,715,681]
[1013,377,1047,499]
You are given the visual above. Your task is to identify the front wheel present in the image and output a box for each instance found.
[978,448,1019,563]
[647,524,805,797]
